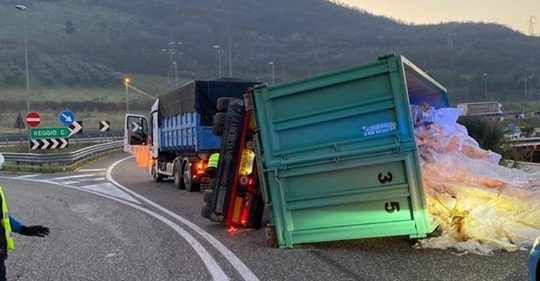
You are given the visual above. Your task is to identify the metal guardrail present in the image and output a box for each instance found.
[2,140,123,168]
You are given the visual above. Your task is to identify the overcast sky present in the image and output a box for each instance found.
[338,0,539,35]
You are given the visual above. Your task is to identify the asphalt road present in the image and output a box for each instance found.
[0,152,531,281]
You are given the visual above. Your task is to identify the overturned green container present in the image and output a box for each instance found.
[250,54,446,248]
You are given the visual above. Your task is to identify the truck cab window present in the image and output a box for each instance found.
[127,116,148,145]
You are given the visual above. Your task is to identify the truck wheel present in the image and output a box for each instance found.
[183,164,200,192]
[203,189,214,204]
[216,97,232,112]
[173,162,184,189]
[201,203,212,219]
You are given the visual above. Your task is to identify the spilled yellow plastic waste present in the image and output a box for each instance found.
[413,106,540,255]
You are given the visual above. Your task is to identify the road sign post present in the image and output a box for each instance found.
[14,112,26,147]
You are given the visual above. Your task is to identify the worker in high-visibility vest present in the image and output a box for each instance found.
[207,153,220,179]
[0,154,49,281]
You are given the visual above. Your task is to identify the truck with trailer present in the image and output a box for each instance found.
[124,79,258,191]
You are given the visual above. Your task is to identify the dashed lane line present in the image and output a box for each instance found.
[78,168,107,172]
[51,173,102,181]
[16,174,42,179]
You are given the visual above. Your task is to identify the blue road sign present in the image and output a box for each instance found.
[59,110,76,126]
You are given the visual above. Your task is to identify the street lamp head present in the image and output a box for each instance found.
[268,61,274,65]
[213,45,221,49]
[15,4,27,11]
[124,77,130,86]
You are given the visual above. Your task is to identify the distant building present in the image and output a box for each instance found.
[457,102,503,116]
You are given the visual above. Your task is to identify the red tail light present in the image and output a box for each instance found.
[195,161,207,175]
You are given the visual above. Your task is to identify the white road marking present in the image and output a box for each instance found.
[80,177,106,182]
[0,176,230,281]
[61,181,79,185]
[61,178,106,185]
[52,173,101,181]
[79,182,140,204]
[16,174,42,179]
[107,156,260,281]
[78,169,107,172]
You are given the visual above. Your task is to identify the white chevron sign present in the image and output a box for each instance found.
[99,120,110,132]
[69,121,83,136]
[30,138,69,150]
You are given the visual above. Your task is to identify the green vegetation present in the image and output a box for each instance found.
[458,116,504,152]
[0,0,538,107]
[458,116,534,165]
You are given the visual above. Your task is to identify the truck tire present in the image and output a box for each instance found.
[216,97,232,112]
[213,113,226,136]
[183,164,200,192]
[213,123,224,136]
[173,162,184,189]
[213,112,226,125]
[201,203,212,219]
[203,189,214,204]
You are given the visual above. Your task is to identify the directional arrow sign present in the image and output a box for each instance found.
[30,138,69,150]
[30,127,71,140]
[68,121,83,136]
[99,120,110,132]
[59,110,76,126]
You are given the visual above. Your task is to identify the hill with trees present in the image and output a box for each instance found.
[0,0,539,106]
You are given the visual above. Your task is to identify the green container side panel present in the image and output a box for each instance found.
[252,54,446,248]
[284,158,408,201]
[290,220,420,247]
[290,196,412,231]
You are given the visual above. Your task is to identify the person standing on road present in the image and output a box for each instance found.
[0,154,50,281]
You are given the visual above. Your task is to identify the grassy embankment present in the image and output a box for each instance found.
[0,74,188,133]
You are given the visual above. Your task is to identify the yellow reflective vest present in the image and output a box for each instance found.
[0,186,15,250]
[208,153,220,169]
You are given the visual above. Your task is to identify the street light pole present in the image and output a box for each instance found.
[124,77,130,113]
[172,61,178,88]
[15,4,30,113]
[268,62,275,85]
[213,45,222,78]
[483,73,488,101]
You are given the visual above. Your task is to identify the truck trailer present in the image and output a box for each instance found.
[124,79,258,191]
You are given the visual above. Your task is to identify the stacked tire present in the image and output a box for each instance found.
[202,97,231,219]
[212,97,231,137]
